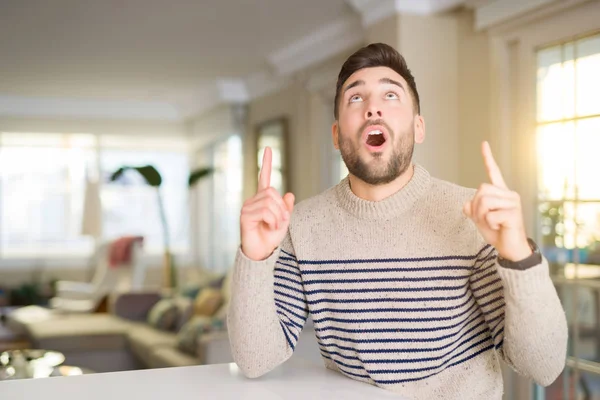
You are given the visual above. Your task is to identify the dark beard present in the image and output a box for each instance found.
[338,120,414,186]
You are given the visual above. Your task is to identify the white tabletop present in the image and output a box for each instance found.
[0,359,405,399]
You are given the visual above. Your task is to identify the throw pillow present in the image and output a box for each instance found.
[147,298,178,331]
[193,288,224,317]
[176,316,213,356]
[172,296,193,331]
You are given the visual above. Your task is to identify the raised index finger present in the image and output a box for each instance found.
[482,141,507,189]
[258,146,272,192]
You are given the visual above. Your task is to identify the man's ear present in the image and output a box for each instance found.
[332,121,340,149]
[414,115,425,144]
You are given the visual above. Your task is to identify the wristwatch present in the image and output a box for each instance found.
[497,238,542,270]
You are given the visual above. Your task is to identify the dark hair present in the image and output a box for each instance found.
[334,43,420,119]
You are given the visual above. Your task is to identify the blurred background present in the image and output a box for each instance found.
[0,0,599,398]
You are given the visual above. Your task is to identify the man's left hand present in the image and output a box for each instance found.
[463,141,532,262]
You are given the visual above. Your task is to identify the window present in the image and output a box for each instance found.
[0,133,190,258]
[536,32,600,398]
[256,118,287,195]
[208,135,243,271]
[0,134,96,257]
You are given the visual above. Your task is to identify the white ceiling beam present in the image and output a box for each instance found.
[347,0,466,26]
[267,15,364,76]
[474,0,562,30]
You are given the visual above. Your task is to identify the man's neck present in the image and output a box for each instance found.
[348,164,415,202]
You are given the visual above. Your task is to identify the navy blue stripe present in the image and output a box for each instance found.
[479,296,503,310]
[318,318,486,346]
[298,253,484,266]
[312,300,477,325]
[319,326,489,355]
[476,247,496,263]
[274,266,302,278]
[280,320,299,342]
[337,367,371,379]
[279,321,295,349]
[361,323,489,365]
[471,277,502,294]
[276,260,301,271]
[274,290,306,305]
[274,274,304,287]
[486,313,503,326]
[310,294,474,315]
[274,282,304,295]
[275,298,308,313]
[495,339,504,350]
[370,336,493,379]
[302,266,472,275]
[276,310,303,330]
[308,292,468,305]
[276,260,298,269]
[275,303,307,322]
[483,302,505,317]
[471,259,496,277]
[473,286,502,302]
[304,275,470,286]
[476,255,496,267]
[470,270,497,286]
[493,326,504,342]
[280,249,296,259]
[320,349,360,362]
[376,344,495,384]
[319,316,486,364]
[490,319,503,334]
[475,244,493,258]
[315,306,482,335]
[320,354,365,370]
[305,284,467,295]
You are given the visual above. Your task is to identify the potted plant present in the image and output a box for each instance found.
[109,165,212,289]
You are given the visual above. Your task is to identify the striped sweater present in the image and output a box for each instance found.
[228,164,568,400]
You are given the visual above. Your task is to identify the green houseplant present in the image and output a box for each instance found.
[109,165,212,289]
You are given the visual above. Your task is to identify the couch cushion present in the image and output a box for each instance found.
[27,314,131,351]
[127,323,177,366]
[147,298,178,331]
[172,296,193,331]
[193,288,223,317]
[176,316,213,356]
[147,346,199,369]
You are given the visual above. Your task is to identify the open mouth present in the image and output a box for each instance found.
[363,126,389,151]
[366,130,386,147]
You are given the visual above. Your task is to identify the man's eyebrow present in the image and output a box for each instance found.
[343,79,364,94]
[380,77,406,91]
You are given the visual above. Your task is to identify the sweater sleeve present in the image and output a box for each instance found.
[227,232,309,378]
[468,244,568,386]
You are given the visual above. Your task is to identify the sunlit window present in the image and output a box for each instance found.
[0,133,190,257]
[537,33,600,263]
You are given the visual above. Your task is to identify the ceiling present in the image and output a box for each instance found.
[0,0,353,101]
[1,0,521,121]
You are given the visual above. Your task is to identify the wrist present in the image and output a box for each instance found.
[497,238,542,270]
[501,243,533,262]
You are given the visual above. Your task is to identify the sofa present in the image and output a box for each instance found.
[9,270,321,374]
[12,290,232,373]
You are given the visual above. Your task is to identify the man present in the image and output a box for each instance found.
[228,43,567,400]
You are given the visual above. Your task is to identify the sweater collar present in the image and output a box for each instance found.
[335,164,431,220]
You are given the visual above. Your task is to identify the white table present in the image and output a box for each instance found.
[0,360,405,399]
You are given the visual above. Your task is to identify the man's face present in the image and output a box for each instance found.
[333,66,424,185]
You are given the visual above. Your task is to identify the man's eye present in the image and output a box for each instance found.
[386,92,399,100]
[350,95,362,103]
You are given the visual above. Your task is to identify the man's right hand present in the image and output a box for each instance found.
[240,147,295,261]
